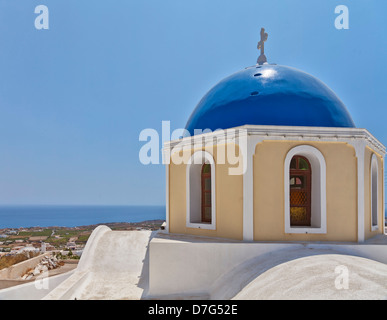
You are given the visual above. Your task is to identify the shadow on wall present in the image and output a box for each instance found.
[139,231,158,299]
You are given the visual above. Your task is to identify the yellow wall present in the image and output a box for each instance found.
[253,141,358,242]
[168,139,384,242]
[168,143,244,240]
[364,147,385,240]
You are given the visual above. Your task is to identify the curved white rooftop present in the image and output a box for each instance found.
[233,254,387,300]
[37,226,387,300]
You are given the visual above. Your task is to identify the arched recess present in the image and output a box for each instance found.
[186,151,216,230]
[284,145,327,234]
[370,153,379,231]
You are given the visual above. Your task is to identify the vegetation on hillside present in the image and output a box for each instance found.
[0,252,39,271]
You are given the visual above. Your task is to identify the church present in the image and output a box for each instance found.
[164,28,386,244]
[3,28,386,301]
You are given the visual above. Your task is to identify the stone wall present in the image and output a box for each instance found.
[0,254,51,280]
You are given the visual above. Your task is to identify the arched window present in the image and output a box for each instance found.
[289,156,311,226]
[371,154,378,230]
[284,145,327,234]
[186,151,216,229]
[201,164,212,223]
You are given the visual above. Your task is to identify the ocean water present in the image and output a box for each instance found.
[0,205,166,229]
[0,205,385,229]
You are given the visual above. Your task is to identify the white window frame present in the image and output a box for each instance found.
[186,151,216,230]
[371,154,379,231]
[284,145,327,234]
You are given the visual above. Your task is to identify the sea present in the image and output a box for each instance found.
[0,205,385,229]
[0,205,166,229]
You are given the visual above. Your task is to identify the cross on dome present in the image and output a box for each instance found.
[257,27,268,65]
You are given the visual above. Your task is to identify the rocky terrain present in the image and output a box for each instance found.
[21,255,63,280]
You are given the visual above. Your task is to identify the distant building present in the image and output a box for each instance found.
[66,242,76,250]
[41,242,55,252]
[19,246,40,254]
[45,244,55,251]
[10,246,24,254]
[9,245,39,255]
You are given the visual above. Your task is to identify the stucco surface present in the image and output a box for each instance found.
[39,228,387,300]
[169,143,244,240]
[44,228,154,300]
[253,140,358,242]
[233,253,387,300]
[364,147,385,240]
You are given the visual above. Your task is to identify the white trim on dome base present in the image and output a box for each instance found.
[165,125,385,156]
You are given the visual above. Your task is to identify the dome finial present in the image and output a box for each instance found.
[257,27,268,65]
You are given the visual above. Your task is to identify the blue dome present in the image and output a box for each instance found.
[185,64,355,135]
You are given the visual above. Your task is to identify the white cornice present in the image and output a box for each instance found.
[163,125,386,156]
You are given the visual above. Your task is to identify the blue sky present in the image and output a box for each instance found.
[0,0,386,205]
